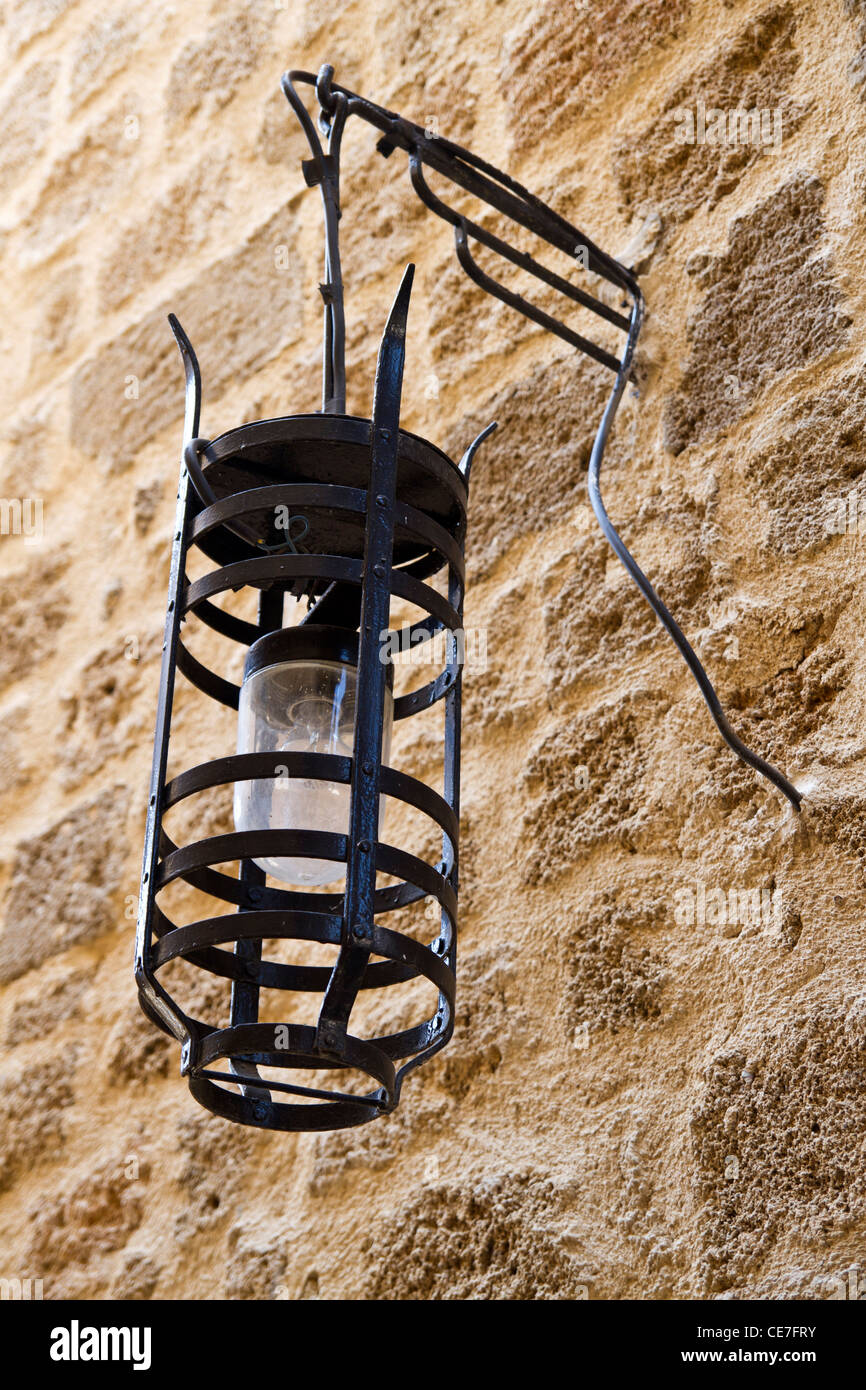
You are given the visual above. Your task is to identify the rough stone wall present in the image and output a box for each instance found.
[0,0,864,1301]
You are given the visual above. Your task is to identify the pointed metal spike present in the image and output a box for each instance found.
[167,313,202,443]
[380,263,414,350]
[458,420,498,484]
[380,262,414,341]
[371,264,414,426]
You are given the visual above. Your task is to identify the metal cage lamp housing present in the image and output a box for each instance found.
[136,270,482,1131]
[136,66,801,1135]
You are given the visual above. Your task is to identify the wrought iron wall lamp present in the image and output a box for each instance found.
[136,66,802,1134]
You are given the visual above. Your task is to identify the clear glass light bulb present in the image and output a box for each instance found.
[234,655,393,887]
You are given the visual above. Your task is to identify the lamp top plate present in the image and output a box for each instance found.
[193,413,466,578]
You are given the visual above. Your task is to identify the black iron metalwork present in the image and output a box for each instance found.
[282,66,801,810]
[137,267,472,1130]
[137,67,802,1140]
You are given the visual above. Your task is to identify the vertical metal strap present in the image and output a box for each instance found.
[134,464,192,1053]
[442,562,462,978]
[230,585,284,1099]
[135,316,204,1060]
[280,70,348,414]
[317,265,414,1053]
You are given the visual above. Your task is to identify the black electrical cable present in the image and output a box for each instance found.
[587,363,803,813]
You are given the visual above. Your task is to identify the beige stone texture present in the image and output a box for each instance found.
[0,0,865,1302]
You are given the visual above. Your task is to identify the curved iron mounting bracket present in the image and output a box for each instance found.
[280,66,801,811]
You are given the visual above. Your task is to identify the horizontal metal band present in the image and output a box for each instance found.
[157,827,456,919]
[162,751,457,849]
[189,597,260,646]
[138,975,453,1070]
[189,483,367,544]
[375,842,458,924]
[155,824,429,914]
[188,1073,383,1131]
[369,922,456,1002]
[380,765,458,845]
[196,1021,396,1100]
[184,555,461,633]
[387,615,446,651]
[151,909,419,992]
[176,640,240,709]
[394,498,464,577]
[148,908,453,1062]
[179,557,462,714]
[178,623,462,714]
[164,750,352,807]
[156,829,348,893]
[191,485,464,580]
[184,554,364,614]
[193,1068,383,1105]
[374,1007,454,1063]
[153,907,343,965]
[390,570,462,631]
[394,665,460,720]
